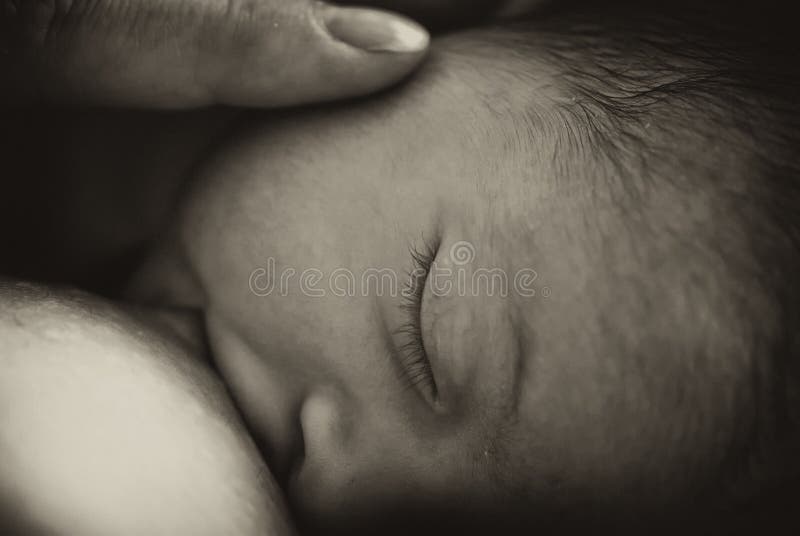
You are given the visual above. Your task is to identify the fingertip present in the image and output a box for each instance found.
[267,2,430,104]
[207,1,431,107]
[314,3,430,54]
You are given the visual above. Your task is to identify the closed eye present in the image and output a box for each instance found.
[394,238,439,403]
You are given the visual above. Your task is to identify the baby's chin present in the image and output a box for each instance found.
[0,282,294,535]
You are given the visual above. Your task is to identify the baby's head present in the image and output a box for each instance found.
[135,4,800,533]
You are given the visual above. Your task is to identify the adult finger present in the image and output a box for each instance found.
[3,0,430,107]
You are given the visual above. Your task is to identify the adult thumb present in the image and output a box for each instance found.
[4,0,430,107]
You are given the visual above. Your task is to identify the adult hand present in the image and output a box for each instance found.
[2,0,430,107]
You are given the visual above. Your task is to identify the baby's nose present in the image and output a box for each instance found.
[298,391,353,477]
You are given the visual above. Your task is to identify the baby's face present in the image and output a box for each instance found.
[137,31,752,532]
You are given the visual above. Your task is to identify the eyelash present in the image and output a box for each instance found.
[395,238,439,401]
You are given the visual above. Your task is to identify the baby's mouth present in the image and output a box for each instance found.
[136,303,305,488]
[199,311,308,492]
[123,248,306,490]
[252,413,306,493]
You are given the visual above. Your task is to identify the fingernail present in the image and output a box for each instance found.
[316,4,430,53]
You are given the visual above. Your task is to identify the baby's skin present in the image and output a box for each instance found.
[129,17,793,535]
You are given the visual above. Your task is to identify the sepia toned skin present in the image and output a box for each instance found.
[3,8,795,535]
[0,282,295,535]
[128,25,780,533]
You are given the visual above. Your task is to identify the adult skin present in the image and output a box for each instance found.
[0,0,545,106]
[0,280,295,535]
[2,0,431,107]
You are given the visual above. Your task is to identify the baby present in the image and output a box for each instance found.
[129,3,800,532]
[3,2,799,534]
